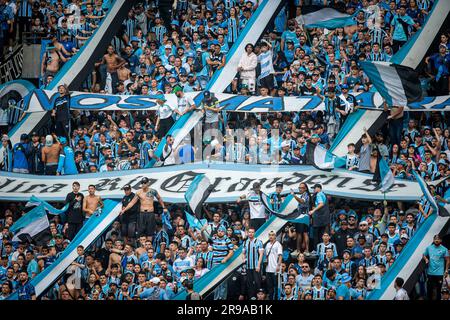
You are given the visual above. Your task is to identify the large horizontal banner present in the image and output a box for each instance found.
[0,163,421,202]
[23,89,450,113]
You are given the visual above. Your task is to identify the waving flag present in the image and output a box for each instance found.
[412,170,439,214]
[26,195,69,215]
[185,174,214,218]
[10,205,51,245]
[373,157,395,193]
[297,8,357,29]
[260,193,310,225]
[361,61,422,106]
[304,141,336,170]
[185,211,207,232]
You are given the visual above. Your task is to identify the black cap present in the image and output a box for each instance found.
[276,182,283,188]
[252,182,261,190]
[122,184,131,190]
[257,288,265,294]
[31,131,39,137]
[107,162,115,168]
[141,177,150,184]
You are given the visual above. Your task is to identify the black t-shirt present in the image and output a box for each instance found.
[65,192,84,223]
[300,85,316,96]
[121,192,139,222]
[54,95,70,122]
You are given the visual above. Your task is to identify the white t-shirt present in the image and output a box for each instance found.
[162,144,176,165]
[264,241,283,273]
[158,103,175,119]
[247,191,266,219]
[394,288,409,300]
[176,95,195,119]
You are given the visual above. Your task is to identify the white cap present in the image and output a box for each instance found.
[281,141,290,148]
[45,135,53,147]
[150,277,160,284]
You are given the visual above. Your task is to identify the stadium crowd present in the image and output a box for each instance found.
[0,0,449,301]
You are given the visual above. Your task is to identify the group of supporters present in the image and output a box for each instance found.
[0,0,449,301]
[0,178,449,300]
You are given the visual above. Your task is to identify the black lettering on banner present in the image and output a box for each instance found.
[227,178,254,192]
[350,179,379,192]
[303,174,328,185]
[336,177,353,188]
[0,178,15,190]
[281,172,308,186]
[8,181,28,193]
[40,184,67,193]
[22,184,47,193]
[266,177,283,189]
[128,176,156,190]
[160,171,199,193]
[321,175,341,185]
[94,178,123,191]
[210,176,232,192]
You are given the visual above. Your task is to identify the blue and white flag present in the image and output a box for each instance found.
[26,195,69,215]
[361,61,422,106]
[379,157,395,193]
[162,210,173,231]
[304,141,336,170]
[185,211,207,232]
[412,170,439,214]
[260,193,310,225]
[185,174,214,217]
[297,8,357,29]
[10,205,51,245]
[391,0,450,69]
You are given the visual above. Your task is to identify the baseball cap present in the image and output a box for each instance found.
[141,177,150,184]
[311,134,320,139]
[340,273,352,283]
[203,90,211,98]
[171,20,179,26]
[45,135,53,147]
[276,182,283,188]
[20,133,29,140]
[31,131,39,137]
[281,141,290,148]
[130,36,139,43]
[150,277,160,284]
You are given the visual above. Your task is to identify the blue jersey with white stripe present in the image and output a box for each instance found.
[212,235,234,265]
[243,238,263,270]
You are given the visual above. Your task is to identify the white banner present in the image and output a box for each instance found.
[0,163,421,202]
[24,89,450,113]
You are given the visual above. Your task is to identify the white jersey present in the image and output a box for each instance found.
[176,95,195,120]
[265,240,283,273]
[394,288,409,300]
[247,191,266,219]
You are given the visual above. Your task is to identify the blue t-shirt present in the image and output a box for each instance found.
[17,281,36,300]
[424,244,449,276]
[315,191,327,207]
[336,284,350,300]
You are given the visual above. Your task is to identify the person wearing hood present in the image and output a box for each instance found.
[57,136,78,175]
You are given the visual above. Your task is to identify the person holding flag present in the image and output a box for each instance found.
[237,182,266,231]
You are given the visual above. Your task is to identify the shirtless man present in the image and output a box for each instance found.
[121,177,168,240]
[97,45,126,93]
[83,184,104,220]
[41,46,68,80]
[117,65,131,82]
[41,134,61,175]
[107,240,124,275]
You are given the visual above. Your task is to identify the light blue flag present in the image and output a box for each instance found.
[298,8,358,29]
[411,170,438,213]
[185,211,207,232]
[162,211,173,231]
[10,205,48,234]
[26,195,69,215]
[379,157,395,193]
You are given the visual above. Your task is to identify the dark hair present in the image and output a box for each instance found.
[395,277,405,287]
